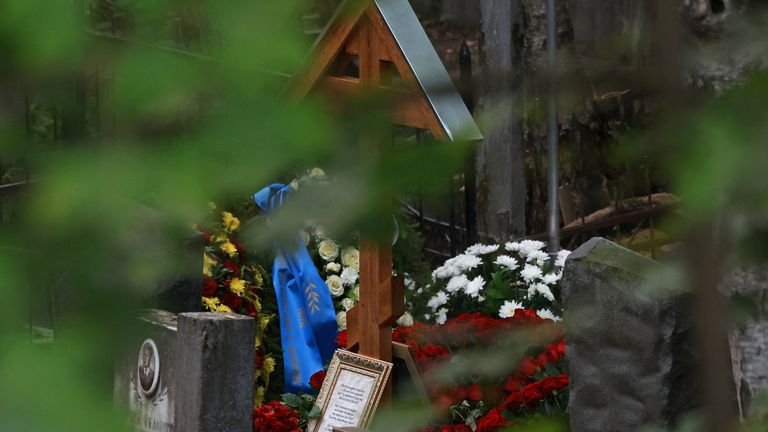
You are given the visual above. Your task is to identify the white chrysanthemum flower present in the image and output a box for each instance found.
[528,283,555,301]
[427,292,449,310]
[519,239,545,254]
[436,308,448,325]
[446,274,470,293]
[536,309,561,321]
[526,250,549,263]
[464,276,486,299]
[465,243,500,255]
[404,275,415,290]
[397,311,414,327]
[499,300,524,318]
[341,297,355,311]
[542,272,561,285]
[494,255,519,271]
[432,253,483,280]
[452,254,483,272]
[520,264,543,282]
[340,266,359,286]
[505,241,521,252]
[432,264,461,280]
[555,249,571,267]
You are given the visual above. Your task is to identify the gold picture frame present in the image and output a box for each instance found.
[307,350,393,432]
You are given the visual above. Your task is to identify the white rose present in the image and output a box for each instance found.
[341,297,355,311]
[289,179,299,190]
[396,311,414,327]
[318,240,340,261]
[326,262,341,273]
[336,311,347,329]
[309,167,326,179]
[299,230,310,245]
[341,247,360,271]
[326,275,344,297]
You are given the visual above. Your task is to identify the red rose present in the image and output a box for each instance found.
[220,291,242,310]
[245,302,258,318]
[233,240,246,254]
[310,370,326,390]
[521,382,544,402]
[255,347,264,369]
[518,356,539,377]
[223,259,240,277]
[466,384,483,401]
[336,330,347,347]
[253,400,300,432]
[503,376,523,392]
[476,408,508,432]
[421,344,450,360]
[198,227,212,244]
[202,277,218,297]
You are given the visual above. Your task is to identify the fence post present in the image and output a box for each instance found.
[459,41,478,246]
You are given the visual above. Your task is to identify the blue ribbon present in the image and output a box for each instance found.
[253,184,337,393]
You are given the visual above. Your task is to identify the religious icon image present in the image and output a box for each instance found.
[137,339,160,397]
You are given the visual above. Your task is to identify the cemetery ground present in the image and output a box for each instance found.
[3,1,768,432]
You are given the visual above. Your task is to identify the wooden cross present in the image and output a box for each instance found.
[283,0,482,395]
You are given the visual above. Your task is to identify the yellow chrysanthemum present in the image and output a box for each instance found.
[263,356,276,375]
[258,315,271,331]
[220,241,237,257]
[202,297,220,311]
[216,304,233,313]
[202,253,216,277]
[229,278,246,296]
[254,386,266,408]
[222,211,240,233]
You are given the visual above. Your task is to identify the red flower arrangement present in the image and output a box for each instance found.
[396,311,568,432]
[252,400,301,432]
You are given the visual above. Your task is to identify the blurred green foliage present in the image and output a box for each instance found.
[0,0,467,430]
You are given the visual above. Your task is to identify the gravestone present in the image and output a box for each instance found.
[114,310,255,432]
[560,237,700,432]
[720,265,768,419]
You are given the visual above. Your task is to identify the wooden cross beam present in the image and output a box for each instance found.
[345,238,405,365]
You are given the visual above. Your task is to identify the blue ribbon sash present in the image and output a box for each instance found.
[253,184,337,393]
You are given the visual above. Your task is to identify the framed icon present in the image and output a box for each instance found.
[307,350,392,432]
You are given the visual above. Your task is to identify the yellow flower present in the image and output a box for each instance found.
[220,241,237,257]
[263,356,276,375]
[254,386,266,407]
[229,278,246,296]
[202,297,220,311]
[216,304,233,313]
[203,253,216,277]
[258,315,271,331]
[222,211,240,233]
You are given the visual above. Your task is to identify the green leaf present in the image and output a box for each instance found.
[308,404,322,418]
[280,393,302,409]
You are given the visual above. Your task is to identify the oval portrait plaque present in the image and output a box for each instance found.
[137,338,160,397]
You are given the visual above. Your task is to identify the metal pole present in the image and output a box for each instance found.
[546,0,560,253]
[459,41,478,246]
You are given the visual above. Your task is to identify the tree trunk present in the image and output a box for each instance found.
[476,0,527,240]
